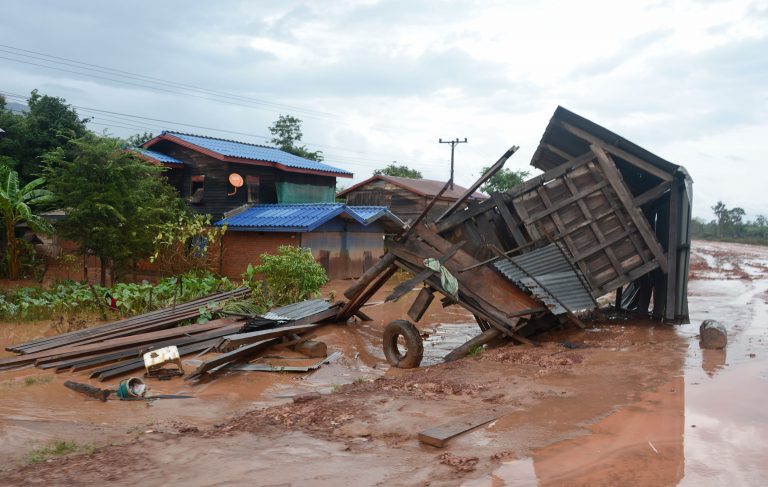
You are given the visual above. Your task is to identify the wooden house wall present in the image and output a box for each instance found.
[343,179,452,224]
[153,141,336,220]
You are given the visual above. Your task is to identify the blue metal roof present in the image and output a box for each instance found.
[160,131,352,176]
[132,148,183,165]
[216,203,400,232]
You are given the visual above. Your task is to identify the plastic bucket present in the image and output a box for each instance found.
[117,377,146,399]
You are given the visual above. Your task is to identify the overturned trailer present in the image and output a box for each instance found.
[339,107,692,367]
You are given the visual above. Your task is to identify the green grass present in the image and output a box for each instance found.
[27,440,95,465]
[24,375,53,387]
[468,344,484,357]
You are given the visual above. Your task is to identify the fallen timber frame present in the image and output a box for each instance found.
[341,127,686,366]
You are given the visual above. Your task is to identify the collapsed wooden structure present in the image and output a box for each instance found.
[340,107,692,365]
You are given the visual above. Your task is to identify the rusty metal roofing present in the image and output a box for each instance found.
[215,203,402,232]
[337,175,487,201]
[493,242,595,315]
[144,131,352,177]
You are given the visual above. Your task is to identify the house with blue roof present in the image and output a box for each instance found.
[133,132,401,279]
[214,203,403,279]
[136,131,353,220]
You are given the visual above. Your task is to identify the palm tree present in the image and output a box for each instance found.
[0,167,55,279]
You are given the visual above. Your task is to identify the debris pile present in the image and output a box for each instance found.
[341,107,693,367]
[1,288,340,382]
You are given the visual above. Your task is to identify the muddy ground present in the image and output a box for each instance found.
[0,240,766,486]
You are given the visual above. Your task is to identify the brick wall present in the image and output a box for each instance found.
[219,231,298,280]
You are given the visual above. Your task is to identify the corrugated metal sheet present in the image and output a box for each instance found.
[493,242,595,315]
[215,203,400,232]
[162,131,352,176]
[133,148,183,165]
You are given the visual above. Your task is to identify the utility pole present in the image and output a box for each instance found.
[439,137,467,189]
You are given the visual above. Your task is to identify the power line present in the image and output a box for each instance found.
[0,45,342,120]
[0,89,448,166]
[0,89,450,171]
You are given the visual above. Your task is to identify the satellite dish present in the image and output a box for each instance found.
[229,173,244,188]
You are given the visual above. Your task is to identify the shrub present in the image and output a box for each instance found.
[254,245,327,306]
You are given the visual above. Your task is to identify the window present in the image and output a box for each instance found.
[190,175,205,204]
[247,175,260,203]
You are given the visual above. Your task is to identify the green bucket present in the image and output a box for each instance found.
[117,377,146,399]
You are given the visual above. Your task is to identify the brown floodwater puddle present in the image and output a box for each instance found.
[464,241,768,486]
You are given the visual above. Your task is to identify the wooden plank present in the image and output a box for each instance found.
[400,180,453,239]
[385,240,464,302]
[435,196,498,234]
[592,145,668,273]
[93,338,221,381]
[491,193,527,247]
[665,177,682,321]
[44,323,243,371]
[544,143,576,161]
[634,180,672,207]
[0,318,241,369]
[217,323,319,351]
[343,253,396,299]
[185,337,283,381]
[506,150,595,199]
[418,410,501,447]
[559,121,673,182]
[522,180,609,224]
[596,259,661,296]
[435,145,518,223]
[337,265,397,320]
[560,176,625,277]
[408,287,435,322]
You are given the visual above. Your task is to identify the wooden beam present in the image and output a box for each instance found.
[408,287,435,322]
[634,180,673,207]
[592,145,668,273]
[544,143,576,161]
[559,121,672,182]
[399,180,452,239]
[491,193,527,247]
[521,180,609,225]
[506,150,596,199]
[418,411,501,447]
[434,196,498,233]
[435,146,519,223]
[343,253,396,299]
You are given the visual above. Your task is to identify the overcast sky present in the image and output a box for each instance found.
[1,0,766,219]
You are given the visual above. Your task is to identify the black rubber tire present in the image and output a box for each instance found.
[383,320,423,369]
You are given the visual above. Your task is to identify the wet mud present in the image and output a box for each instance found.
[1,240,767,486]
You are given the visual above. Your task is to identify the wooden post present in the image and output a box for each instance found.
[443,328,501,362]
[343,253,396,300]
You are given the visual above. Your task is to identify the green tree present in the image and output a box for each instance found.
[44,135,181,285]
[268,115,324,161]
[373,163,422,179]
[0,91,90,183]
[127,132,155,147]
[0,167,55,279]
[479,167,529,194]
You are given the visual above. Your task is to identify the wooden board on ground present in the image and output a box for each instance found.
[418,410,502,448]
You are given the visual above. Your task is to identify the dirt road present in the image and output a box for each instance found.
[1,240,766,486]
